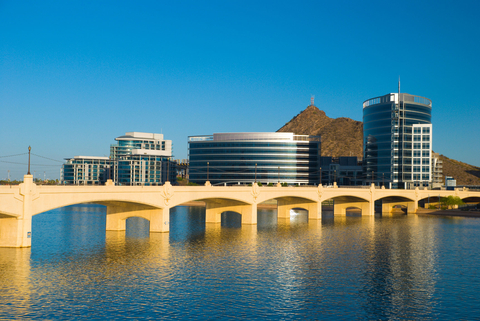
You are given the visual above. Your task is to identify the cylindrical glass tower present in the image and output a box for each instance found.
[363,93,432,189]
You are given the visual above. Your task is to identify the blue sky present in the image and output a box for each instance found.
[1,0,479,180]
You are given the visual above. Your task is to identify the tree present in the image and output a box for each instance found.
[441,196,464,209]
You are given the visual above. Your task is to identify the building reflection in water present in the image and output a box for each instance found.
[361,215,437,319]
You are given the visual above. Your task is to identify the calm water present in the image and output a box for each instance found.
[1,205,480,320]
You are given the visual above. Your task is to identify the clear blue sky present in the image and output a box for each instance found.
[1,0,479,180]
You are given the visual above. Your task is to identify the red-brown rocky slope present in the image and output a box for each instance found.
[277,105,363,158]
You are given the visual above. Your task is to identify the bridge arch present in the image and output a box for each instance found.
[377,196,416,214]
[194,197,255,225]
[274,196,320,220]
[32,197,165,217]
[327,195,370,216]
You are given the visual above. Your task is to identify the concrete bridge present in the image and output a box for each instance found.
[1,175,479,247]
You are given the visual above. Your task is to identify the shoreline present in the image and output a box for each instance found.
[416,208,480,218]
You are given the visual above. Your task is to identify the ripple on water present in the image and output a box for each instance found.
[1,207,480,319]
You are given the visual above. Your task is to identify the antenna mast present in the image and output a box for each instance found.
[310,95,315,106]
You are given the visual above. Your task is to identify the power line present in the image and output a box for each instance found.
[0,160,61,166]
[0,152,28,158]
[31,153,63,163]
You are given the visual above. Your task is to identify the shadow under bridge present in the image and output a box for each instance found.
[200,198,256,224]
[328,195,372,216]
[377,196,416,214]
[275,196,320,220]
[95,201,169,233]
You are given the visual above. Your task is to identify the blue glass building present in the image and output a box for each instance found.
[188,132,321,185]
[363,93,432,189]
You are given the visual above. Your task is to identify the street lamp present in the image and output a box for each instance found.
[207,162,209,181]
[27,146,31,175]
[255,163,257,183]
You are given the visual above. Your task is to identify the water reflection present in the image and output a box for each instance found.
[1,206,480,319]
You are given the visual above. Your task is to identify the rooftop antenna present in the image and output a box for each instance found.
[398,76,400,95]
[310,95,315,106]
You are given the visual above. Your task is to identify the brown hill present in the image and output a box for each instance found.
[278,105,363,158]
[278,104,480,186]
[439,155,480,186]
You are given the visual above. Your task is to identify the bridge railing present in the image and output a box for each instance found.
[337,185,372,189]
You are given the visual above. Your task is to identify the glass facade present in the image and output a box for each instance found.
[61,156,113,185]
[62,132,176,186]
[188,133,321,185]
[111,132,176,186]
[363,93,432,189]
[116,156,175,186]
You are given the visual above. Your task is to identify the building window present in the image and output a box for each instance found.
[422,158,430,165]
[422,166,429,172]
[413,151,421,157]
[414,127,422,134]
[422,143,430,149]
[413,158,421,165]
[423,127,430,134]
[414,135,421,141]
[422,150,430,157]
[414,166,421,172]
[414,143,421,149]
[423,135,430,141]
[413,174,421,180]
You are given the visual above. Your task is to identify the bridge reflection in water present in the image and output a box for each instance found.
[4,204,480,319]
[1,174,479,247]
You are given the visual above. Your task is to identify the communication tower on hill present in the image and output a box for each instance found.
[310,95,315,106]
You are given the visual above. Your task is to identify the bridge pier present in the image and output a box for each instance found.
[334,201,372,216]
[106,204,170,233]
[277,198,321,220]
[205,200,257,224]
[0,217,31,247]
[381,201,418,214]
[0,175,34,248]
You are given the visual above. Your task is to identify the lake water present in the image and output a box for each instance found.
[1,205,480,320]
